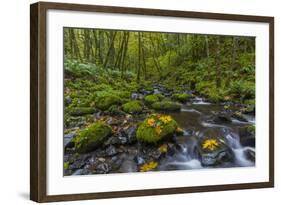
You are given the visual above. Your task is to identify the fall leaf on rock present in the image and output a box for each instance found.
[158,144,168,153]
[139,161,158,172]
[147,118,155,127]
[202,139,219,151]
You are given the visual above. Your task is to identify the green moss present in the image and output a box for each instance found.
[122,101,142,114]
[68,107,96,116]
[152,101,181,111]
[73,122,112,153]
[95,93,122,110]
[107,105,125,115]
[144,94,164,105]
[172,93,191,102]
[246,124,255,135]
[136,114,178,144]
[64,161,70,170]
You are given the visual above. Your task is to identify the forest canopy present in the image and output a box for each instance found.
[64,28,255,104]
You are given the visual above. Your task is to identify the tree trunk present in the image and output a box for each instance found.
[103,32,117,68]
[215,37,222,88]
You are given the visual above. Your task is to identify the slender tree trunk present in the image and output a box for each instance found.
[215,37,222,88]
[121,32,130,78]
[103,32,117,68]
[69,29,82,61]
[141,33,147,80]
[137,32,141,83]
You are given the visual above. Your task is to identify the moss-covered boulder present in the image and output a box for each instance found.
[144,94,164,105]
[95,93,122,110]
[73,122,112,153]
[68,107,96,116]
[122,100,142,114]
[152,101,181,111]
[136,114,178,144]
[107,105,125,116]
[172,93,191,103]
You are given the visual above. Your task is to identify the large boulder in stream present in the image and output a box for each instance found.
[172,93,192,103]
[198,129,233,166]
[152,101,181,112]
[72,122,112,153]
[144,94,164,105]
[122,100,143,114]
[136,114,178,144]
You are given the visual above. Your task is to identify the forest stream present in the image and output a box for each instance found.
[63,28,256,175]
[64,85,255,176]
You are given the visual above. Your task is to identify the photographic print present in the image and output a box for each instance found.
[63,28,256,176]
[30,2,274,202]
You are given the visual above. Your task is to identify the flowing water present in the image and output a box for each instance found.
[66,95,256,175]
[159,100,255,170]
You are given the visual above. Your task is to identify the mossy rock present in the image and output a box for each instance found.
[107,105,125,116]
[172,93,191,103]
[144,94,164,105]
[152,101,181,111]
[68,107,96,116]
[122,101,142,114]
[95,93,122,110]
[73,122,112,153]
[136,114,178,144]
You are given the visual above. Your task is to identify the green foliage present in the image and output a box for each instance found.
[73,122,112,153]
[64,161,70,170]
[122,101,142,114]
[64,28,255,107]
[229,80,255,102]
[136,114,178,143]
[152,101,181,111]
[246,125,255,135]
[172,93,191,103]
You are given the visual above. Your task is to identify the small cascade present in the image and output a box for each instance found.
[192,97,211,105]
[242,114,256,124]
[225,133,255,167]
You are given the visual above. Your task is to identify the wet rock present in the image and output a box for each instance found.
[134,156,146,165]
[109,156,124,171]
[239,125,255,147]
[139,88,153,95]
[198,130,234,166]
[211,112,232,124]
[131,93,144,100]
[244,148,255,162]
[231,112,248,122]
[119,159,138,173]
[96,162,111,174]
[105,135,128,145]
[72,169,83,176]
[64,133,75,149]
[124,126,137,144]
[105,145,118,156]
